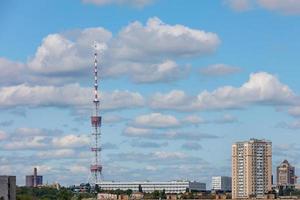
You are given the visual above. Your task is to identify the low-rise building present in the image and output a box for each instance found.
[98,181,206,194]
[0,176,16,200]
[212,176,232,192]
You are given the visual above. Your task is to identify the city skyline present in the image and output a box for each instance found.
[1,0,300,186]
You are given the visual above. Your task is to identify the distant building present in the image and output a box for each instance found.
[232,138,272,199]
[212,176,232,192]
[26,167,43,187]
[0,176,16,200]
[277,160,297,186]
[98,181,206,194]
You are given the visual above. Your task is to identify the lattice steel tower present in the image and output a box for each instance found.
[90,44,102,185]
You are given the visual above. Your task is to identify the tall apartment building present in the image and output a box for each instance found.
[26,168,43,187]
[232,139,272,199]
[0,176,16,200]
[277,160,297,186]
[212,176,232,192]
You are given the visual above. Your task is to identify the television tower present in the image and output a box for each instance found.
[90,44,102,186]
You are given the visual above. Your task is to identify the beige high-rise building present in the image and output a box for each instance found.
[232,139,272,199]
[277,160,297,186]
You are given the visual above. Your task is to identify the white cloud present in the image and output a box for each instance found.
[52,134,90,148]
[150,72,297,111]
[123,127,218,141]
[132,113,181,128]
[0,58,27,86]
[111,17,220,61]
[3,136,48,150]
[28,29,111,76]
[200,64,241,77]
[0,84,144,110]
[128,60,190,83]
[149,90,193,111]
[15,127,47,136]
[123,126,152,137]
[82,0,154,7]
[10,17,219,85]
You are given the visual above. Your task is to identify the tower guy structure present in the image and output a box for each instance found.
[90,44,102,185]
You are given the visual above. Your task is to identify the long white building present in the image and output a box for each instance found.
[98,181,206,194]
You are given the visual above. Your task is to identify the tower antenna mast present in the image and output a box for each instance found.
[90,43,102,186]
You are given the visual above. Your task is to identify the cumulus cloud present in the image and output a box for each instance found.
[52,134,90,148]
[111,17,220,61]
[28,28,112,76]
[150,72,297,111]
[3,136,48,150]
[0,17,218,85]
[128,60,190,83]
[82,0,154,7]
[123,127,219,141]
[131,113,181,128]
[200,64,241,77]
[0,84,144,111]
[129,113,208,130]
[0,58,28,86]
[123,126,152,137]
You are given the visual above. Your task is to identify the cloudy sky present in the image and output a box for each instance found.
[1,0,300,187]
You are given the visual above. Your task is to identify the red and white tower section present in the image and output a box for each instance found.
[90,45,102,185]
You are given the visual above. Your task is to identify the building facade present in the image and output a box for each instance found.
[25,168,43,187]
[232,139,272,199]
[277,160,297,186]
[212,176,232,192]
[0,176,16,200]
[98,181,206,194]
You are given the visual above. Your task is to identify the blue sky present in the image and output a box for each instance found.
[1,0,300,187]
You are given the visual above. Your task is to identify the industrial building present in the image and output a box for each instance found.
[211,176,232,192]
[26,168,43,187]
[232,138,272,199]
[98,181,206,194]
[0,176,16,200]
